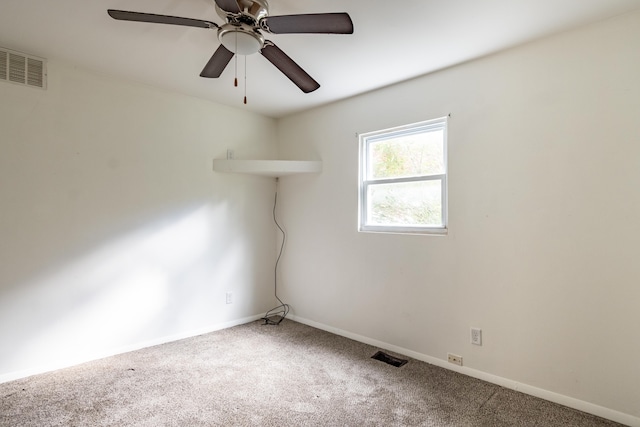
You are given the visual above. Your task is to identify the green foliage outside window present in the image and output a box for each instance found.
[370,130,444,179]
[369,180,442,227]
[367,130,444,227]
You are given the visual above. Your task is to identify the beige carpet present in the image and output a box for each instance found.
[0,319,622,426]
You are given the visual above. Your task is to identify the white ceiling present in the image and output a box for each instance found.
[1,0,639,118]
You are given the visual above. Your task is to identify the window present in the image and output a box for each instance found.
[359,117,448,234]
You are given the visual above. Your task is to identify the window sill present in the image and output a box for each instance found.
[359,226,448,236]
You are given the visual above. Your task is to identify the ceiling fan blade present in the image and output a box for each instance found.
[261,42,320,93]
[107,9,218,29]
[214,0,241,14]
[200,45,235,78]
[262,13,353,34]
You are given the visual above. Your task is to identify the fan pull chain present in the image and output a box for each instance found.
[234,30,238,87]
[244,55,247,105]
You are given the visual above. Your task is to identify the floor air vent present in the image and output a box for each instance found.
[371,351,408,367]
[0,47,47,89]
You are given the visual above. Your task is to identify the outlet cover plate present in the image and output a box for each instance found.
[471,328,482,345]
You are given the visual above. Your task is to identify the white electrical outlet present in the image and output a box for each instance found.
[447,353,463,366]
[471,328,482,346]
[226,292,233,304]
[226,149,234,160]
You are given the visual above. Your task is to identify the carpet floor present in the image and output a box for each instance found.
[0,319,623,426]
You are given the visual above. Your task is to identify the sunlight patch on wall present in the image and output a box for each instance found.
[0,203,240,374]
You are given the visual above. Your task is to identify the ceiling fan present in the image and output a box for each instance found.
[107,0,353,94]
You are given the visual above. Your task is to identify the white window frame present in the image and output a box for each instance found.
[358,117,448,235]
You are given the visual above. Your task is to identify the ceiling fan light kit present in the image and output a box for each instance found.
[107,0,353,95]
[218,24,264,55]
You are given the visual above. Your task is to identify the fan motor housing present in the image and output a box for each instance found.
[215,0,269,23]
[214,0,269,55]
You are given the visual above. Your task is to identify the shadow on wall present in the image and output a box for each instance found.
[0,202,247,376]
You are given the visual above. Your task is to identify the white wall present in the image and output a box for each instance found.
[0,60,278,379]
[276,10,640,423]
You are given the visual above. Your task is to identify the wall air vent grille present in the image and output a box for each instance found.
[0,50,7,81]
[27,58,44,87]
[0,47,47,89]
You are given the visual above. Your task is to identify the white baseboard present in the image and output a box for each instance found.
[0,314,264,385]
[289,314,639,427]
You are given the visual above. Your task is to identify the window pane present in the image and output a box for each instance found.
[369,129,444,180]
[367,180,443,227]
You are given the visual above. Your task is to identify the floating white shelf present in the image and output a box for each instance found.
[212,159,322,178]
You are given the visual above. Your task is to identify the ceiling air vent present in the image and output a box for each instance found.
[0,47,47,89]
